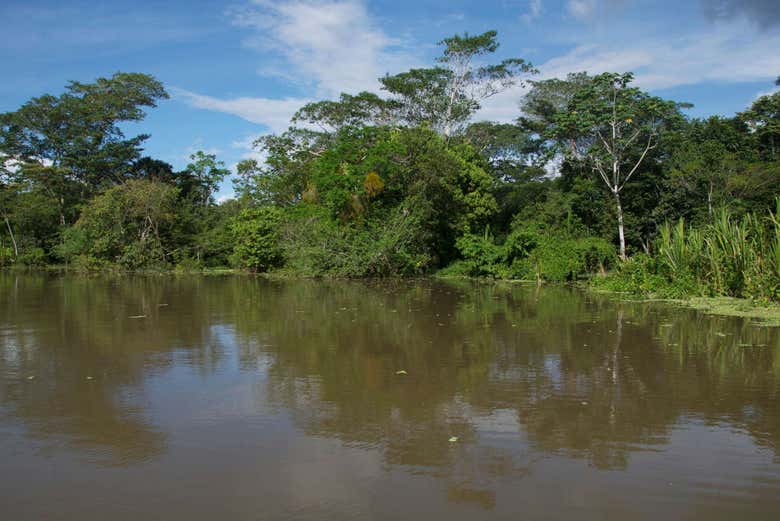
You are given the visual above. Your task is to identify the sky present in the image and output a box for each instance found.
[1,0,779,199]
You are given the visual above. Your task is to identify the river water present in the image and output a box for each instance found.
[1,273,779,520]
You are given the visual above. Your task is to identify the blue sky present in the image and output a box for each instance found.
[2,0,779,199]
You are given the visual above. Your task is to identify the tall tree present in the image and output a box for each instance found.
[539,72,683,259]
[0,73,168,225]
[739,90,780,161]
[380,31,536,138]
[181,151,230,207]
[0,159,18,257]
[291,92,399,132]
[437,31,535,137]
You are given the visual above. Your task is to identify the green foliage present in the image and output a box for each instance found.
[279,204,433,277]
[293,91,398,131]
[57,180,178,269]
[0,246,13,267]
[181,151,230,207]
[451,230,506,277]
[444,222,615,282]
[379,30,535,136]
[531,234,616,282]
[230,207,284,272]
[0,72,168,207]
[599,201,780,302]
[15,247,48,267]
[2,36,778,294]
[593,254,688,297]
[527,71,685,259]
[739,90,780,161]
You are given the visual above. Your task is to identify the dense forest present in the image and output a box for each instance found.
[1,32,779,301]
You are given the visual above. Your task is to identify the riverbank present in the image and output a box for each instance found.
[437,271,780,325]
[586,288,780,326]
[6,265,780,324]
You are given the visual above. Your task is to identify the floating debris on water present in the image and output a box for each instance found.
[395,370,408,375]
[448,436,459,443]
[129,315,146,319]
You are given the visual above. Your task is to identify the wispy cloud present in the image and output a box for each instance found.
[173,87,310,134]
[230,0,405,96]
[231,135,268,162]
[177,0,780,132]
[564,0,628,22]
[476,17,780,122]
[177,1,416,132]
[541,22,780,90]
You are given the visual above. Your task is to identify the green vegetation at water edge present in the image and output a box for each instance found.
[1,32,779,305]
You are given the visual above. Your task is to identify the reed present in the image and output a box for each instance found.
[620,198,780,302]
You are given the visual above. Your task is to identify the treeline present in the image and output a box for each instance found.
[1,32,778,301]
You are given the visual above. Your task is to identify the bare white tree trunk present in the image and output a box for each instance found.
[3,213,18,257]
[614,189,626,261]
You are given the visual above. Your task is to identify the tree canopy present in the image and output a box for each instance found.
[0,32,778,301]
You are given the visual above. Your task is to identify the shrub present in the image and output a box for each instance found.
[57,180,178,269]
[16,247,47,266]
[231,207,284,272]
[530,234,615,282]
[454,231,504,277]
[443,223,616,281]
[279,204,433,277]
[0,246,14,267]
[598,200,780,302]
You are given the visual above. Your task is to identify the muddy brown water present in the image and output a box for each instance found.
[1,273,780,520]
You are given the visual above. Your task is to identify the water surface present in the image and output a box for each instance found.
[1,273,779,520]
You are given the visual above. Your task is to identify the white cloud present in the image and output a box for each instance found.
[475,19,780,123]
[754,86,780,100]
[540,23,780,90]
[178,1,779,133]
[173,87,310,133]
[230,0,415,97]
[177,1,416,134]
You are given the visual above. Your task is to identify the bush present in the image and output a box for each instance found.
[279,204,433,277]
[0,246,14,267]
[57,180,178,269]
[68,254,110,272]
[530,234,615,282]
[454,231,505,277]
[231,207,284,272]
[597,200,780,302]
[593,253,698,298]
[16,247,47,266]
[442,223,616,281]
[175,256,204,273]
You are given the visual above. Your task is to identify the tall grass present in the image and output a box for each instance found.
[614,198,780,302]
